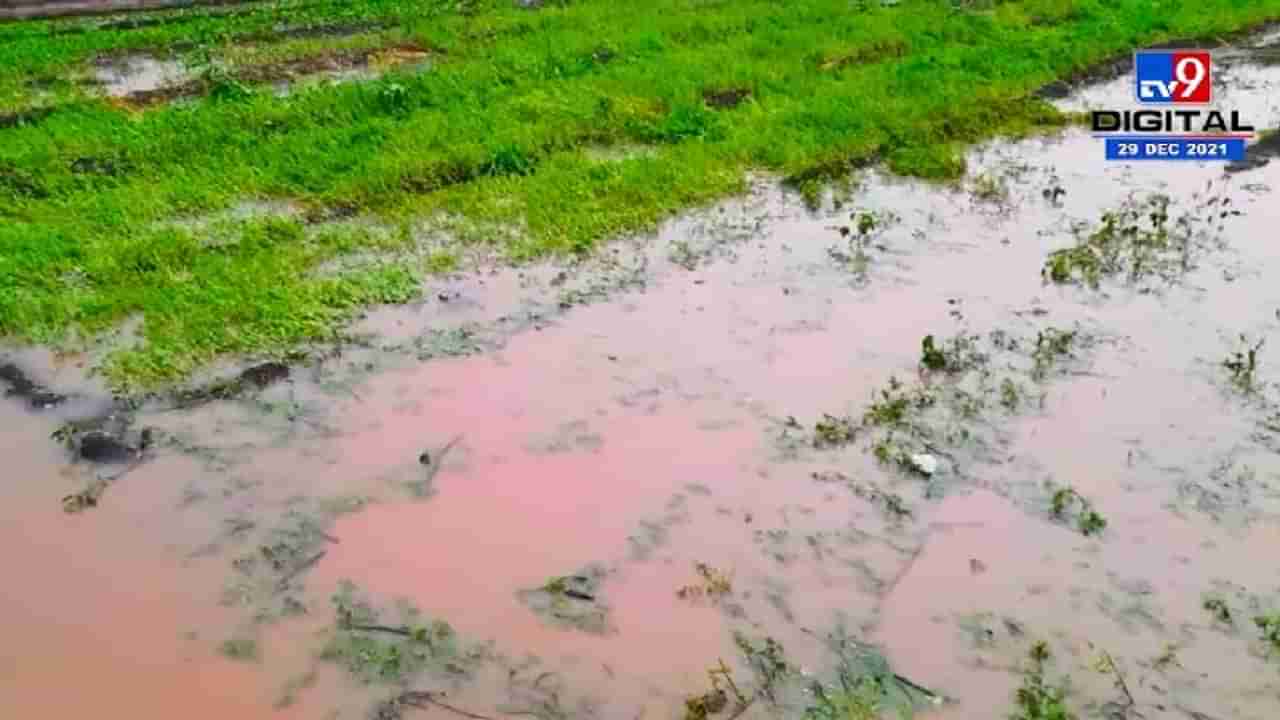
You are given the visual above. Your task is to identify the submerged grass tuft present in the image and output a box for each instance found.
[1049,485,1107,536]
[1012,641,1075,720]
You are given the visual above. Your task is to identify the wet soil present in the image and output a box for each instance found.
[88,43,432,106]
[5,29,1280,720]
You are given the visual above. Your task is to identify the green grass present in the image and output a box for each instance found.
[3,0,1280,388]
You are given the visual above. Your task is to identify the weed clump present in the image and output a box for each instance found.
[1203,596,1233,624]
[1049,486,1107,536]
[1013,641,1075,720]
[920,332,986,374]
[814,413,858,448]
[519,565,612,634]
[805,326,1095,481]
[969,172,1010,204]
[321,581,471,685]
[827,210,896,281]
[806,628,945,718]
[1031,328,1078,380]
[1255,613,1280,654]
[1223,334,1265,394]
[805,676,880,720]
[864,377,936,428]
[1043,190,1237,288]
[220,636,259,662]
[684,688,729,720]
[677,563,734,600]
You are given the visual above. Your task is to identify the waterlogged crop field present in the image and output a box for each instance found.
[4,2,1280,720]
[1,0,1279,386]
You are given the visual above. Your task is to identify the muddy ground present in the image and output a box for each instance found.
[4,28,1280,720]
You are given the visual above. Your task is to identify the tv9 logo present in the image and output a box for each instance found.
[1135,51,1212,104]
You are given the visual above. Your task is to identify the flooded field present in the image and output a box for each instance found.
[5,28,1280,720]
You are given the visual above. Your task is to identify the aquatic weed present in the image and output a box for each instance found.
[733,632,791,702]
[1254,613,1280,654]
[814,413,858,448]
[919,332,987,374]
[677,563,734,600]
[863,377,936,427]
[1203,596,1233,624]
[1031,328,1078,380]
[1043,189,1237,289]
[1049,486,1107,536]
[1012,641,1075,720]
[969,172,1010,204]
[808,627,945,717]
[219,636,259,662]
[321,581,463,684]
[1223,334,1265,394]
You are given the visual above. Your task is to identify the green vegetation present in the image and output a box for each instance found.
[1256,612,1280,654]
[805,629,945,719]
[1012,641,1074,720]
[1224,334,1265,394]
[321,580,467,684]
[219,635,260,661]
[814,413,858,448]
[3,0,1278,386]
[1031,327,1078,379]
[676,562,734,600]
[1203,595,1233,624]
[1049,486,1107,536]
[1043,190,1237,289]
[920,331,987,374]
[805,676,880,720]
[519,565,612,634]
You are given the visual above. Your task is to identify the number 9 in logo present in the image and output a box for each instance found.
[1172,52,1212,103]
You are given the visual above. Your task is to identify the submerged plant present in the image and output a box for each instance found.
[1223,334,1265,394]
[677,563,734,600]
[219,636,259,662]
[1255,613,1280,654]
[1043,190,1236,289]
[1031,328,1078,380]
[1012,641,1075,720]
[805,675,880,720]
[919,332,986,374]
[1203,596,1233,624]
[814,414,858,448]
[1049,486,1107,536]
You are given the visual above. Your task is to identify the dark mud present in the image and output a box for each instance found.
[1229,130,1280,173]
[5,27,1280,720]
[0,0,255,21]
[0,361,67,409]
[1035,22,1280,99]
[0,106,56,129]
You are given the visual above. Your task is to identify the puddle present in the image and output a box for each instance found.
[87,45,432,105]
[92,53,189,97]
[6,28,1280,720]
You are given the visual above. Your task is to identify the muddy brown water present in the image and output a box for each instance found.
[4,45,1280,720]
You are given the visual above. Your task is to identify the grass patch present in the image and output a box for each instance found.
[3,0,1279,386]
